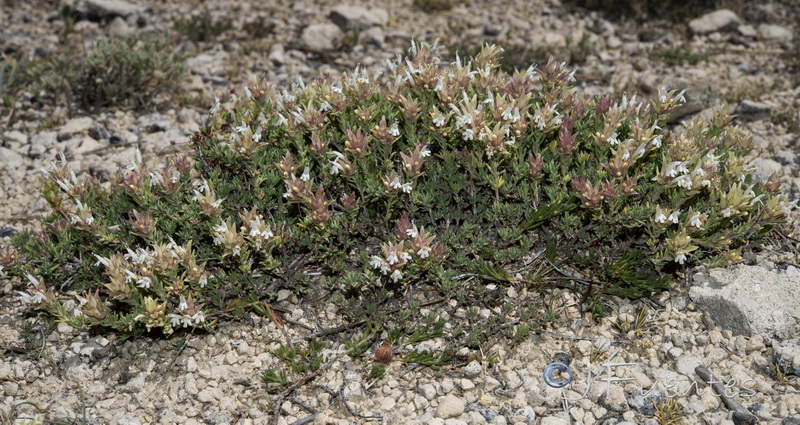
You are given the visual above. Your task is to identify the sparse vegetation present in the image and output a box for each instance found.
[21,35,186,111]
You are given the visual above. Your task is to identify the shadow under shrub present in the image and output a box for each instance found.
[4,43,791,336]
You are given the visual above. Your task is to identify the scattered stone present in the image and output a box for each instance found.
[0,147,24,165]
[300,23,344,51]
[463,360,482,378]
[688,9,741,35]
[784,415,800,425]
[328,5,389,30]
[435,395,466,419]
[628,390,665,416]
[74,0,146,22]
[598,385,628,412]
[135,114,172,133]
[774,339,800,376]
[736,100,773,122]
[539,416,569,425]
[757,24,793,41]
[675,354,703,378]
[689,265,800,342]
[107,16,133,37]
[28,131,58,159]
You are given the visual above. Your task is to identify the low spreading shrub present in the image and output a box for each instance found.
[3,43,790,335]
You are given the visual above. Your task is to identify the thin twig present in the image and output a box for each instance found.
[541,330,632,344]
[291,296,447,343]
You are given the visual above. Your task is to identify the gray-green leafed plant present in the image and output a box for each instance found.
[2,42,791,336]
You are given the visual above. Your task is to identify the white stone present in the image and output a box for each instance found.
[328,5,389,30]
[435,395,466,419]
[419,383,437,400]
[300,24,344,51]
[758,24,792,41]
[688,9,741,34]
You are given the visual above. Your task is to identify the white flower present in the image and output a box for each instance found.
[654,207,667,224]
[210,96,221,114]
[406,225,419,238]
[136,276,152,289]
[93,254,110,267]
[389,121,400,137]
[462,128,475,141]
[689,212,704,228]
[168,314,184,328]
[275,113,288,127]
[434,75,444,92]
[178,296,188,311]
[149,172,164,187]
[668,210,680,224]
[399,252,412,262]
[674,175,693,190]
[211,198,224,208]
[607,132,619,145]
[674,251,687,265]
[245,86,252,99]
[390,269,403,282]
[721,208,733,218]
[17,291,46,305]
[198,273,209,288]
[420,146,431,157]
[191,311,205,324]
[330,151,345,175]
[390,176,402,190]
[386,251,399,265]
[370,255,386,270]
[124,269,137,283]
[300,166,310,182]
[400,182,413,193]
[331,83,342,94]
[432,111,446,127]
[418,247,431,258]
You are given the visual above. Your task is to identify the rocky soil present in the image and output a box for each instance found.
[1,0,800,424]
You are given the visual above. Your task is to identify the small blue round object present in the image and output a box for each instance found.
[543,362,572,388]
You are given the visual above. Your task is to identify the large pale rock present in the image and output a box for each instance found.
[758,24,793,41]
[58,116,94,141]
[74,0,145,22]
[689,265,800,343]
[750,157,782,182]
[774,340,800,376]
[300,23,344,51]
[0,147,24,166]
[328,5,389,30]
[688,9,741,35]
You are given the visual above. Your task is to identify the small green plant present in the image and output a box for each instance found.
[23,35,186,111]
[5,42,791,338]
[173,10,234,44]
[649,46,709,66]
[16,318,57,359]
[261,338,326,393]
[652,397,687,425]
[413,0,460,12]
